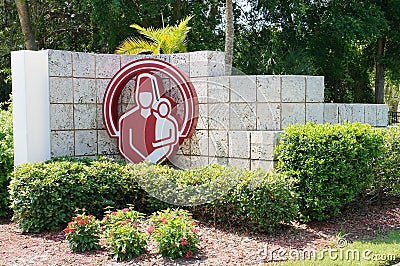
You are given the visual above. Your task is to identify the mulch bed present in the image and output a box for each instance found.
[1,197,399,266]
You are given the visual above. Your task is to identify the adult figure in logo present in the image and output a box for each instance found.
[118,73,161,163]
[146,98,178,163]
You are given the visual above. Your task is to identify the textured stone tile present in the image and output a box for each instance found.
[230,75,256,103]
[74,104,97,129]
[281,103,306,127]
[169,154,191,169]
[257,103,281,130]
[250,131,279,161]
[256,75,281,102]
[74,78,96,103]
[96,54,121,78]
[75,130,97,156]
[209,103,230,130]
[228,131,250,159]
[364,105,377,126]
[190,51,225,77]
[209,157,228,166]
[73,52,95,78]
[230,103,257,130]
[338,104,353,124]
[97,104,105,130]
[49,77,73,103]
[323,103,339,124]
[96,79,111,103]
[120,54,145,67]
[352,104,365,123]
[228,158,250,169]
[51,130,74,157]
[376,104,389,127]
[251,160,273,172]
[98,129,118,155]
[190,130,209,156]
[48,50,72,77]
[208,76,230,103]
[281,76,306,102]
[306,76,324,103]
[180,138,191,156]
[306,103,324,124]
[120,80,135,104]
[190,78,208,103]
[190,156,209,168]
[196,104,208,130]
[170,53,190,77]
[209,130,228,157]
[50,104,74,130]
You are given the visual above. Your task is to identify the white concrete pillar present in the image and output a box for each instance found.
[11,50,51,165]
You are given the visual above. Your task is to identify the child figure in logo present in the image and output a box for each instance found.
[146,98,178,163]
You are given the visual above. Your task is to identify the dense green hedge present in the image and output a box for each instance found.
[10,157,125,232]
[10,159,299,233]
[0,101,13,217]
[372,126,400,201]
[275,122,385,222]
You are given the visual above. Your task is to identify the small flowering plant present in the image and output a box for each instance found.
[149,208,200,259]
[64,212,101,252]
[102,206,147,261]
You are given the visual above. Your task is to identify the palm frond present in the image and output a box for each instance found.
[115,37,159,55]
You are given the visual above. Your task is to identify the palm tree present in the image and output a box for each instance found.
[116,16,193,55]
[224,0,234,75]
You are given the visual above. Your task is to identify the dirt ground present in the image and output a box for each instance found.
[0,197,399,266]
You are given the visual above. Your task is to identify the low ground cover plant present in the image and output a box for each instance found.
[64,212,101,252]
[149,208,200,259]
[102,207,147,261]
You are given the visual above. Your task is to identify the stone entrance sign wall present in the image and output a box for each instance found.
[11,50,388,170]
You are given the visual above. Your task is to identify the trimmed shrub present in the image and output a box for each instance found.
[0,101,13,217]
[122,163,299,232]
[275,122,385,222]
[372,126,400,201]
[9,157,124,232]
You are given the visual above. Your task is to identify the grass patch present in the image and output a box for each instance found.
[273,230,400,266]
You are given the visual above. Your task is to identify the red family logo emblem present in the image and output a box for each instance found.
[102,59,198,164]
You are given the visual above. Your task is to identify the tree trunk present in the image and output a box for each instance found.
[224,0,234,75]
[15,0,37,50]
[375,38,385,104]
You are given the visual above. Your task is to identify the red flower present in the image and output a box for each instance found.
[132,222,138,228]
[125,219,131,223]
[78,220,85,225]
[180,238,189,245]
[121,208,129,213]
[147,226,155,234]
[64,227,76,234]
[185,250,193,258]
[161,217,168,224]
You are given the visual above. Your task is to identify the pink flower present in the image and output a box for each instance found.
[147,226,155,234]
[111,211,117,216]
[121,208,129,213]
[132,222,138,228]
[180,238,189,245]
[185,250,193,258]
[191,227,199,233]
[125,219,131,223]
[102,215,109,221]
[161,217,168,224]
[191,221,197,226]
[78,219,85,225]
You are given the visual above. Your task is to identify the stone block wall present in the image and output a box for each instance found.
[12,49,389,170]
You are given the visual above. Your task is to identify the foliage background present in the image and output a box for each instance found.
[1,0,399,106]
